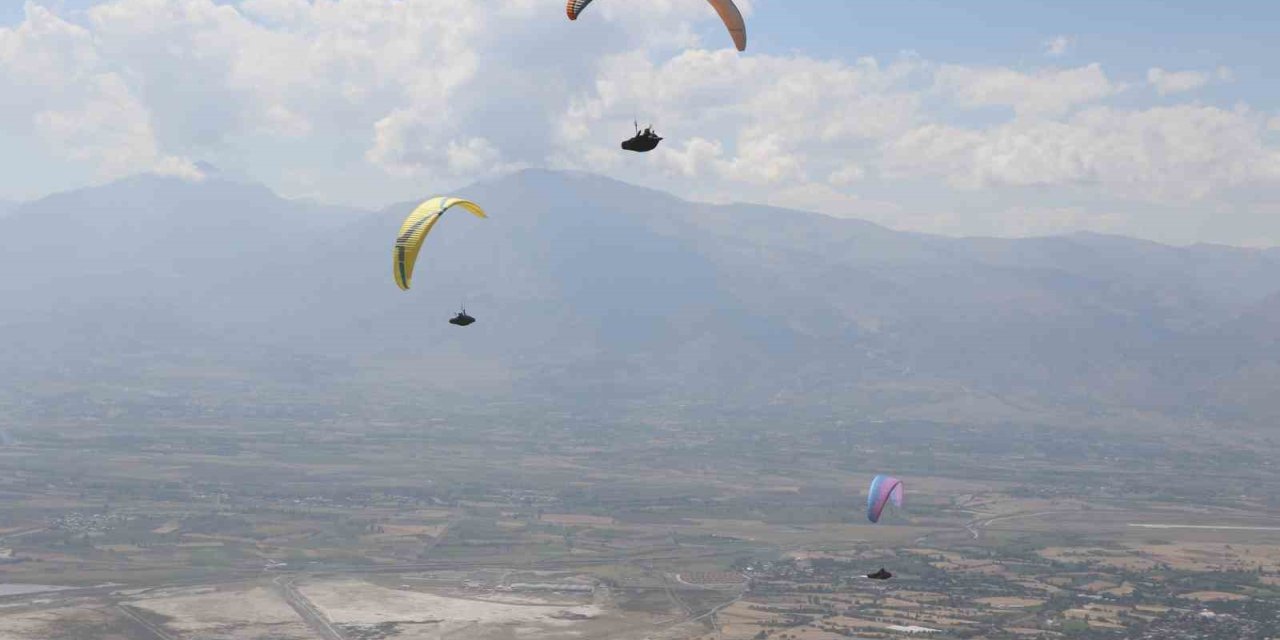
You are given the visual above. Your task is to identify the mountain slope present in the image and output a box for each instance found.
[3,170,1279,426]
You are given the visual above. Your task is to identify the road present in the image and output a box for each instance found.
[965,510,1076,539]
[275,575,346,640]
[689,588,747,638]
[115,604,179,640]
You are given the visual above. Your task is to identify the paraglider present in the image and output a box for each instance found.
[393,197,488,326]
[866,474,903,524]
[566,0,748,52]
[622,122,663,153]
[450,308,476,326]
[865,475,904,579]
[392,196,488,292]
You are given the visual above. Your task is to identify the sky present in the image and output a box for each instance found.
[1,0,1278,245]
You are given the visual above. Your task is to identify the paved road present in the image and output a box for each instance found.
[275,575,346,640]
[966,510,1075,539]
[115,604,179,640]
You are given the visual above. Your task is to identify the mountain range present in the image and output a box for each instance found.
[3,169,1279,429]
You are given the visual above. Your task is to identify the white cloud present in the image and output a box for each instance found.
[85,0,485,169]
[1147,67,1210,95]
[934,63,1120,118]
[3,0,751,186]
[238,0,310,24]
[659,137,726,179]
[0,3,197,180]
[828,164,866,186]
[1,0,1278,243]
[0,3,96,86]
[884,105,1280,198]
[33,72,200,180]
[556,50,924,188]
[1043,35,1073,57]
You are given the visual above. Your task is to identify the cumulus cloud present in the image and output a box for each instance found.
[34,72,202,180]
[86,0,485,173]
[1147,67,1211,95]
[0,3,196,179]
[933,63,1120,118]
[1,0,1278,242]
[557,50,924,187]
[556,44,1276,215]
[828,164,866,186]
[0,0,504,183]
[883,105,1280,198]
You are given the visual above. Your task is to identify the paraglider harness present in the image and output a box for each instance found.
[622,122,663,153]
[450,307,476,326]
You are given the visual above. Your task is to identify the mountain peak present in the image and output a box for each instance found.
[472,168,684,205]
[32,171,281,210]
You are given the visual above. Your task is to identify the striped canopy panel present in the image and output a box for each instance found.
[393,197,488,291]
[866,475,904,524]
[566,0,746,51]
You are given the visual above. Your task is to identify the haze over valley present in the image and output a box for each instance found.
[0,171,1277,639]
[5,171,1280,429]
[2,1,1279,637]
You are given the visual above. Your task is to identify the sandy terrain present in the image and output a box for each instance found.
[1182,591,1249,602]
[0,607,88,636]
[0,606,133,640]
[374,524,445,537]
[130,584,315,638]
[299,579,608,638]
[151,520,180,534]
[541,514,615,526]
[976,596,1044,608]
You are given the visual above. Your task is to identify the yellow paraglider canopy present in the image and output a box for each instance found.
[393,196,488,291]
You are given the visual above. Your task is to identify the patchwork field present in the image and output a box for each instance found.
[0,418,1275,638]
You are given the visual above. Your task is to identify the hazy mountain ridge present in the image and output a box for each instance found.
[3,169,1279,426]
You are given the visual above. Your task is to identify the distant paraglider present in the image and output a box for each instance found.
[450,308,476,326]
[865,475,904,579]
[867,474,904,524]
[566,0,747,52]
[622,123,663,153]
[392,196,488,292]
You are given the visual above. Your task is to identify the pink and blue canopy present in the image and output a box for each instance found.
[866,475,904,523]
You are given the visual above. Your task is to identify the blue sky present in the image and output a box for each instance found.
[759,1,1274,110]
[1,1,1277,244]
[8,1,1275,68]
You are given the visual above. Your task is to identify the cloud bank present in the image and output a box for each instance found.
[1,1,1278,243]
